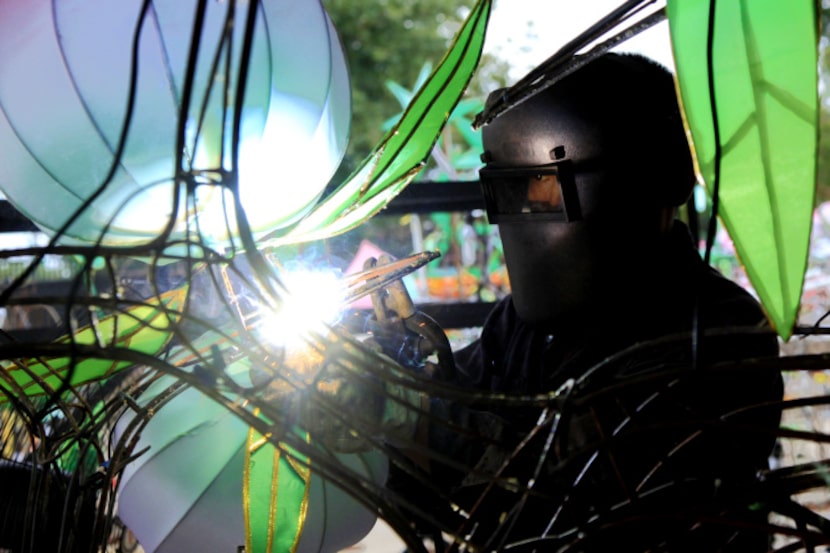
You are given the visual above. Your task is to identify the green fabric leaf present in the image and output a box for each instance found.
[0,286,186,400]
[667,0,818,340]
[244,427,310,553]
[267,0,492,246]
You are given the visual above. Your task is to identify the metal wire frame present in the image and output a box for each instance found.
[0,2,829,553]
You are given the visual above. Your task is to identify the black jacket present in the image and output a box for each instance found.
[390,222,783,552]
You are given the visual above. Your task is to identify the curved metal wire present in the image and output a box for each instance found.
[0,1,828,553]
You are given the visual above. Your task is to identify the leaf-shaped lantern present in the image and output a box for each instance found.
[667,0,818,339]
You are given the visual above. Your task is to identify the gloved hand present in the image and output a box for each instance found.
[251,336,426,453]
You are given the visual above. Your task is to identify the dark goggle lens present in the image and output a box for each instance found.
[480,166,568,223]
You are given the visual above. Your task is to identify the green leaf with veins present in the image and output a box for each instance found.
[667,0,818,340]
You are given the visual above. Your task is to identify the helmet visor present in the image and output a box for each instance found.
[479,162,578,223]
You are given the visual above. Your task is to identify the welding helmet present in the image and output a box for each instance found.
[479,53,695,326]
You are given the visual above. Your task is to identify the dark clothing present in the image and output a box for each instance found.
[391,222,783,551]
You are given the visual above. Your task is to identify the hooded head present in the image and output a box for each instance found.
[479,53,696,327]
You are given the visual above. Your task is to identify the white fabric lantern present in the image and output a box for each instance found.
[0,0,350,248]
[115,372,386,553]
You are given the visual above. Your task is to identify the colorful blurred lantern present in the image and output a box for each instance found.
[115,371,386,553]
[0,0,349,248]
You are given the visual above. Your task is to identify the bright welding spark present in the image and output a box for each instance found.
[257,269,345,350]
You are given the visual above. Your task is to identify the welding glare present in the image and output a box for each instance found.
[257,269,345,351]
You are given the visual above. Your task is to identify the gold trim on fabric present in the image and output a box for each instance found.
[289,433,313,553]
[267,445,280,553]
[243,426,255,553]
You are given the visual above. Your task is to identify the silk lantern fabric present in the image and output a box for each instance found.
[0,0,350,249]
[115,371,387,553]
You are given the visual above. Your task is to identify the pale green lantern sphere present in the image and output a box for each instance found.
[115,370,386,553]
[0,0,350,249]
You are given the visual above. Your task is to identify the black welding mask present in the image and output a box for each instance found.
[478,54,696,327]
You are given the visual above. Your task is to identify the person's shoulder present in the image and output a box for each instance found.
[668,221,769,329]
[699,265,769,328]
[483,295,520,330]
[457,295,518,353]
[452,295,520,386]
[694,264,781,358]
